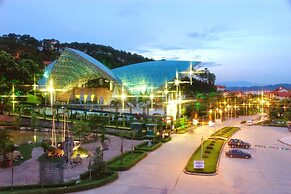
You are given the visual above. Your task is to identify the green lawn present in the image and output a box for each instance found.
[14,143,41,166]
[107,150,147,171]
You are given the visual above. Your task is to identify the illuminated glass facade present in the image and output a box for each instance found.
[39,48,201,96]
[39,48,121,91]
[112,60,201,95]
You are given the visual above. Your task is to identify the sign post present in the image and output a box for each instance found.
[200,136,204,159]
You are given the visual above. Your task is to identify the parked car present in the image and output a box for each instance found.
[246,120,254,126]
[228,139,251,148]
[225,149,251,159]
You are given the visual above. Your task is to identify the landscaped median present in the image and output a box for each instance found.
[184,127,240,175]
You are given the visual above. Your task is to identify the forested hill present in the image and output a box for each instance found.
[0,33,153,69]
[61,42,153,69]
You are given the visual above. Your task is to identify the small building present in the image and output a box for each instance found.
[216,85,226,92]
[270,86,291,100]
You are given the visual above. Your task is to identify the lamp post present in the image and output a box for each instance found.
[150,93,154,110]
[48,79,56,147]
[215,107,219,120]
[219,109,223,122]
[209,109,213,121]
[120,84,126,113]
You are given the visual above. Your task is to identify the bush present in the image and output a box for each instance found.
[72,147,88,158]
[162,136,172,143]
[204,150,211,154]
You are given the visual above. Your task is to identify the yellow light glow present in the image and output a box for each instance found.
[150,93,154,99]
[121,93,127,100]
[48,79,54,93]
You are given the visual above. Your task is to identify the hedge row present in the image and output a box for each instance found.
[162,136,172,143]
[0,180,76,192]
[211,127,240,138]
[0,172,118,194]
[134,141,163,152]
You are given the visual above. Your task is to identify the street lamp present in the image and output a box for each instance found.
[47,79,57,147]
[209,109,213,121]
[219,109,223,121]
[150,93,154,110]
[120,84,127,113]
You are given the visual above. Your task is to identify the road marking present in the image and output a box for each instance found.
[254,145,290,151]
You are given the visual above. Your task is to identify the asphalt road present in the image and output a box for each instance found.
[74,116,291,194]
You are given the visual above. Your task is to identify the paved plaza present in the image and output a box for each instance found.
[0,135,143,186]
[1,116,290,194]
[74,116,291,194]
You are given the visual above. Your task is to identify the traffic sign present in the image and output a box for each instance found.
[194,160,205,169]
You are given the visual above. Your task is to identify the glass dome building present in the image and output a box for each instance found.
[39,48,201,103]
[112,60,201,95]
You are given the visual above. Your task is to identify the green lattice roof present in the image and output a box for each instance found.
[39,48,121,90]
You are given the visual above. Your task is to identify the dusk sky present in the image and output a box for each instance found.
[1,0,291,86]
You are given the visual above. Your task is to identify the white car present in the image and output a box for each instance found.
[208,121,215,127]
[246,120,254,126]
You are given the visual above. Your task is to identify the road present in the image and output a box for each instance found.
[75,116,291,194]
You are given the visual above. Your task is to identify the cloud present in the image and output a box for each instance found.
[134,46,215,61]
[157,45,185,51]
[187,25,225,41]
[202,62,222,67]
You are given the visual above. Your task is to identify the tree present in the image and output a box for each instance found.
[97,121,110,151]
[71,119,90,140]
[110,99,121,113]
[0,130,14,160]
[119,131,127,165]
[30,112,39,129]
[90,146,107,178]
[0,51,19,93]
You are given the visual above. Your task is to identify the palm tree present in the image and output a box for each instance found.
[110,99,121,113]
